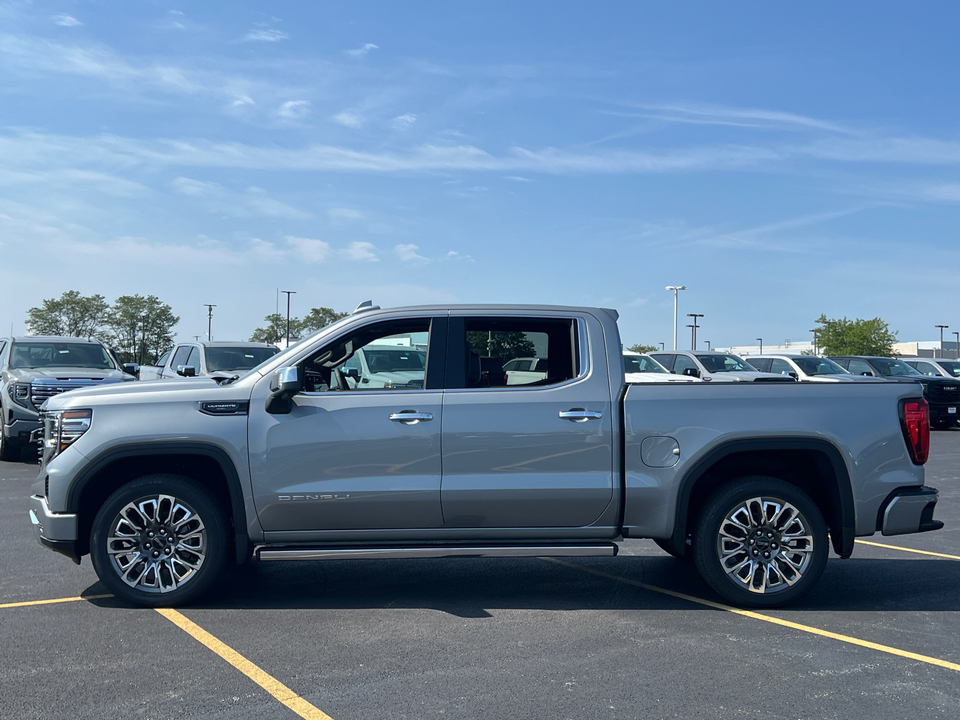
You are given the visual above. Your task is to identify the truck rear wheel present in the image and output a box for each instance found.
[694,477,828,608]
[90,475,228,607]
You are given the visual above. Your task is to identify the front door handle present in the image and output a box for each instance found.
[558,409,603,422]
[389,411,434,424]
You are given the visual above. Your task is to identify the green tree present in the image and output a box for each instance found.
[627,343,659,353]
[104,295,179,365]
[250,313,299,345]
[814,314,898,356]
[26,290,109,337]
[300,307,349,334]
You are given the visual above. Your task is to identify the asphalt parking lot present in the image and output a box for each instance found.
[3,433,960,720]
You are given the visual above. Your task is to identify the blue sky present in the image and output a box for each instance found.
[2,2,960,348]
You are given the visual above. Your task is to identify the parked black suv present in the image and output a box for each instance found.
[830,356,960,429]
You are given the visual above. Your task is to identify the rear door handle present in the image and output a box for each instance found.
[558,409,603,422]
[389,411,434,424]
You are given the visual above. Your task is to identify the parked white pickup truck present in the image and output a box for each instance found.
[623,351,698,383]
[138,341,279,382]
[30,303,940,610]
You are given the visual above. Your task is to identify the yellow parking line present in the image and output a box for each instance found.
[545,559,960,673]
[855,539,960,560]
[0,594,112,609]
[156,608,335,720]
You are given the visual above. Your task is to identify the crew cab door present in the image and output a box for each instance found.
[439,313,615,528]
[248,316,445,535]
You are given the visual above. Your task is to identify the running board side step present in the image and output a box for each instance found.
[256,543,618,562]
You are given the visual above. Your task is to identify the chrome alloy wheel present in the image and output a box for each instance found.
[716,496,814,595]
[106,494,207,593]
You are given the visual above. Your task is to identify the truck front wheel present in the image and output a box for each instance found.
[90,475,228,607]
[694,477,828,608]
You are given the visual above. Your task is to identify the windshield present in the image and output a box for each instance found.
[696,354,754,373]
[936,361,960,378]
[871,358,922,377]
[10,342,115,370]
[792,356,849,376]
[624,354,668,374]
[205,346,280,372]
[363,347,426,373]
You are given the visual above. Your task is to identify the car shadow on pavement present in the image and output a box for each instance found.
[81,555,960,615]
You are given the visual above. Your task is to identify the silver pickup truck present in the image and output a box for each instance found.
[28,303,941,609]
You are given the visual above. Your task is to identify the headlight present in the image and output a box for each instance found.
[7,382,30,408]
[45,409,92,457]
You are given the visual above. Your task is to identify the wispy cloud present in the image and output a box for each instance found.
[286,236,331,263]
[395,244,430,263]
[277,100,311,120]
[328,208,363,221]
[343,241,379,262]
[390,113,417,130]
[0,34,200,93]
[614,103,854,135]
[243,28,288,42]
[345,43,378,57]
[51,14,81,27]
[171,177,310,219]
[333,111,363,128]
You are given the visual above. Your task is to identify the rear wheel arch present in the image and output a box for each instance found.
[68,443,250,564]
[671,439,854,559]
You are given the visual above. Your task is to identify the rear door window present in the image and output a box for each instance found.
[446,317,579,389]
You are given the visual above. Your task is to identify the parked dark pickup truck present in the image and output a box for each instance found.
[29,304,941,609]
[829,355,960,429]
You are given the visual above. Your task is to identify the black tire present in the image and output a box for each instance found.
[90,475,229,607]
[0,429,19,462]
[653,537,693,561]
[694,476,828,608]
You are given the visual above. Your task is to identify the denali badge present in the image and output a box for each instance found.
[278,494,351,501]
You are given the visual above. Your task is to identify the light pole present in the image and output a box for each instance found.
[203,304,216,342]
[705,340,711,351]
[935,325,949,359]
[665,286,686,350]
[687,313,703,350]
[757,337,763,354]
[954,331,959,360]
[281,291,296,348]
[810,328,819,356]
[659,342,665,351]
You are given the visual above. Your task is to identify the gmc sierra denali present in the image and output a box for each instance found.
[28,303,941,609]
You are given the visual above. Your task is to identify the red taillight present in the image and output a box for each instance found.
[901,398,930,464]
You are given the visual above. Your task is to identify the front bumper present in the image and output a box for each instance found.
[927,402,959,422]
[881,486,943,536]
[3,416,41,445]
[28,494,81,564]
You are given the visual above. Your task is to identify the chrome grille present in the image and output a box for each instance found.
[30,378,118,409]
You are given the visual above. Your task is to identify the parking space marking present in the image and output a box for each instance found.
[855,539,960,560]
[0,594,112,609]
[546,559,960,673]
[155,608,335,720]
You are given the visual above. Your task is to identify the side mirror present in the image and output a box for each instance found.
[788,372,799,379]
[682,367,701,378]
[344,367,361,381]
[266,366,301,414]
[123,363,140,377]
[861,371,874,377]
[177,365,197,377]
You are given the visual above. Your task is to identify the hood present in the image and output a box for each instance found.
[43,376,233,410]
[9,367,132,382]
